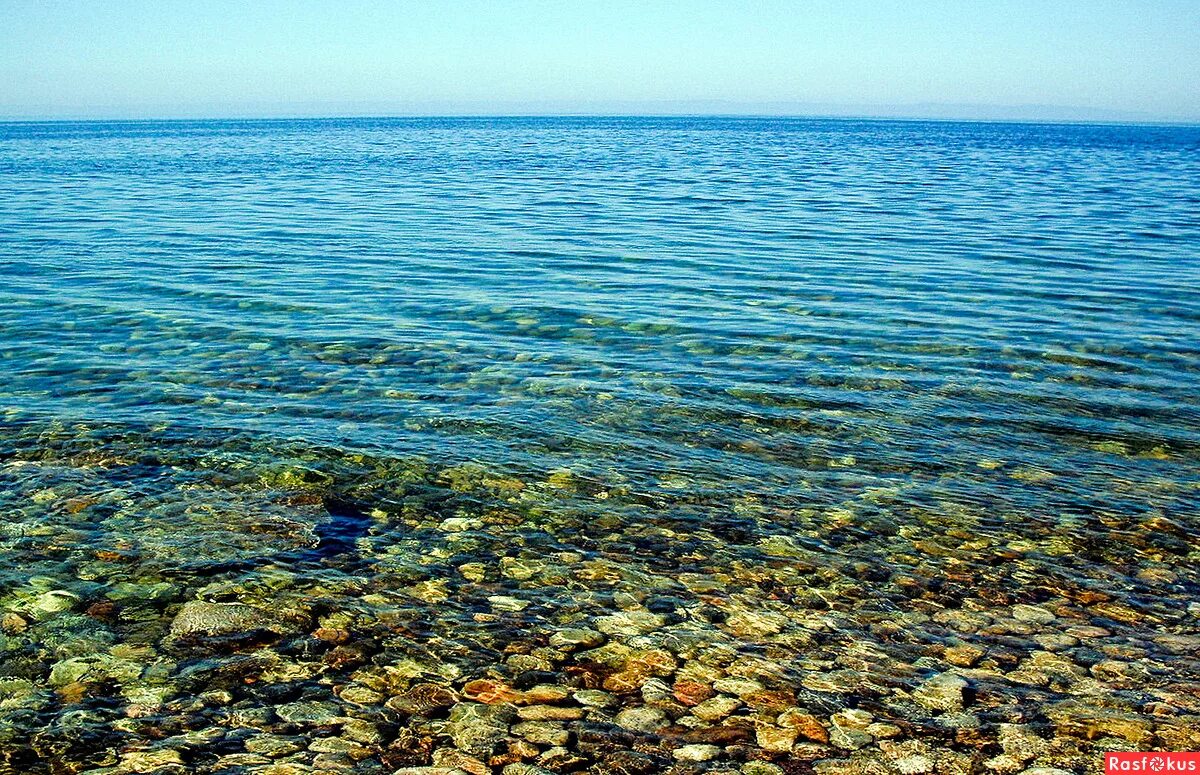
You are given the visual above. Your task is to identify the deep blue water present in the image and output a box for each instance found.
[2,118,1198,496]
[1,117,1199,770]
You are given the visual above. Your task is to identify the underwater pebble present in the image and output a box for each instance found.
[167,600,281,640]
[1012,605,1055,625]
[673,743,722,761]
[615,705,667,732]
[549,628,605,649]
[913,671,968,713]
[275,700,342,726]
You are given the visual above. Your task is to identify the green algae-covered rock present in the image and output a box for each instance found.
[166,600,282,641]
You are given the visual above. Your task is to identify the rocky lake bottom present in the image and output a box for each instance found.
[1,417,1197,775]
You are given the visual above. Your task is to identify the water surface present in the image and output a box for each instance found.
[1,117,1199,773]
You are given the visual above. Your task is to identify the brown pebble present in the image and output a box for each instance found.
[1070,589,1111,605]
[463,679,523,704]
[744,689,796,714]
[673,680,715,706]
[432,749,490,775]
[944,643,985,667]
[65,497,96,514]
[489,739,539,766]
[324,646,368,670]
[777,709,829,744]
[314,627,350,643]
[681,725,754,745]
[521,685,571,704]
[387,683,459,715]
[85,600,118,621]
[564,664,606,688]
[603,671,645,694]
[58,682,89,705]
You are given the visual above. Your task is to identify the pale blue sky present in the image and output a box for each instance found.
[2,0,1198,120]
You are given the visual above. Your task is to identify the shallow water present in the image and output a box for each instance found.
[1,117,1199,774]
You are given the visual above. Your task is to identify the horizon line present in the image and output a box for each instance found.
[3,97,1198,126]
[3,111,1199,128]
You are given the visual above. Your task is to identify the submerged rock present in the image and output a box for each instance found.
[387,682,459,715]
[912,671,969,713]
[166,600,285,642]
[614,706,667,733]
[447,701,516,756]
[275,700,343,726]
[673,743,721,761]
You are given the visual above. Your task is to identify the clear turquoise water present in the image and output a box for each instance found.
[1,117,1199,772]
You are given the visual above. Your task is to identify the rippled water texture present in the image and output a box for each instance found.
[1,117,1199,774]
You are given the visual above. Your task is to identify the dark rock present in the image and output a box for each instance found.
[513,670,560,690]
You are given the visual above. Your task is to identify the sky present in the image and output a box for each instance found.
[2,0,1198,121]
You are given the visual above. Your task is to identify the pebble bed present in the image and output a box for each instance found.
[1,422,1197,775]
